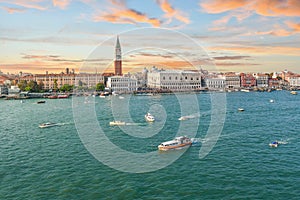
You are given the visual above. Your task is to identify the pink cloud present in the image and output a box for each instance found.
[157,0,190,24]
[93,1,161,27]
[52,0,71,9]
[1,6,25,13]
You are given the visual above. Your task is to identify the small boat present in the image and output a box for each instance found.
[269,141,279,147]
[145,113,155,122]
[109,121,126,126]
[158,136,192,151]
[119,96,125,99]
[178,116,188,121]
[269,99,274,103]
[57,94,69,98]
[37,100,46,104]
[238,108,244,112]
[290,91,297,95]
[39,122,59,128]
[48,95,58,99]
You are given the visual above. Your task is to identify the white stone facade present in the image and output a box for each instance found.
[147,70,202,91]
[107,76,138,93]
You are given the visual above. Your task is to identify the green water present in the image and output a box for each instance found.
[1,91,299,199]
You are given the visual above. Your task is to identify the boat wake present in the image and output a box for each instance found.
[125,123,147,126]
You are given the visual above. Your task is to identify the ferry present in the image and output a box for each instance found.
[145,113,155,122]
[109,121,126,126]
[269,141,279,148]
[39,122,59,128]
[158,136,192,151]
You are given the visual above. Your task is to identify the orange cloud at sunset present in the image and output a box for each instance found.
[201,0,300,17]
[157,0,190,24]
[93,0,161,27]
[52,0,71,9]
[1,6,25,13]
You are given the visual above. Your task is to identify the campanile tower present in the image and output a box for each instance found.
[114,36,122,76]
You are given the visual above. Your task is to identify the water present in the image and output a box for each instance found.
[1,91,299,199]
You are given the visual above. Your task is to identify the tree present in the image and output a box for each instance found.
[18,80,27,91]
[53,79,58,91]
[60,84,74,92]
[27,80,38,92]
[38,81,44,92]
[96,83,105,91]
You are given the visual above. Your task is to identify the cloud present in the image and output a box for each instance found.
[93,0,161,27]
[208,45,300,56]
[200,0,300,17]
[213,55,251,60]
[0,0,48,11]
[1,6,25,13]
[157,0,190,24]
[286,21,300,32]
[52,0,71,9]
[200,0,248,14]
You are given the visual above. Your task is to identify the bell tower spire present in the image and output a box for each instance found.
[114,35,122,75]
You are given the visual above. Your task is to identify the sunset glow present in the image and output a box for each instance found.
[1,0,300,74]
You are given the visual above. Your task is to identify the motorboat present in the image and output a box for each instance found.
[37,100,46,104]
[109,121,126,126]
[269,99,274,103]
[238,108,244,112]
[57,94,69,98]
[158,136,192,151]
[290,91,297,95]
[145,113,155,122]
[39,122,59,128]
[178,116,187,121]
[269,141,279,147]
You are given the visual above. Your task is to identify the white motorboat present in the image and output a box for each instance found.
[178,116,188,121]
[290,91,297,95]
[269,99,274,103]
[238,108,245,112]
[39,122,59,128]
[145,113,155,122]
[269,141,279,147]
[109,121,126,126]
[158,136,192,151]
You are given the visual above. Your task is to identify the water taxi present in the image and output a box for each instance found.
[109,121,126,126]
[158,136,192,151]
[39,122,59,128]
[269,141,279,148]
[145,113,155,122]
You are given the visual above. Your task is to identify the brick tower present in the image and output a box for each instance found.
[114,36,122,76]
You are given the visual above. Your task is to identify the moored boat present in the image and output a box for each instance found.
[57,94,69,98]
[109,121,126,126]
[145,113,155,122]
[158,136,192,151]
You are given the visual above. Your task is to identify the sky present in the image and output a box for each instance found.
[1,0,300,74]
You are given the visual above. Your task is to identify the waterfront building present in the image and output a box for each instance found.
[224,73,241,89]
[114,36,122,76]
[107,76,137,93]
[147,67,202,91]
[75,73,104,88]
[254,73,269,88]
[289,75,300,87]
[240,73,256,88]
[268,78,280,88]
[0,85,8,95]
[18,70,76,91]
[205,78,226,90]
